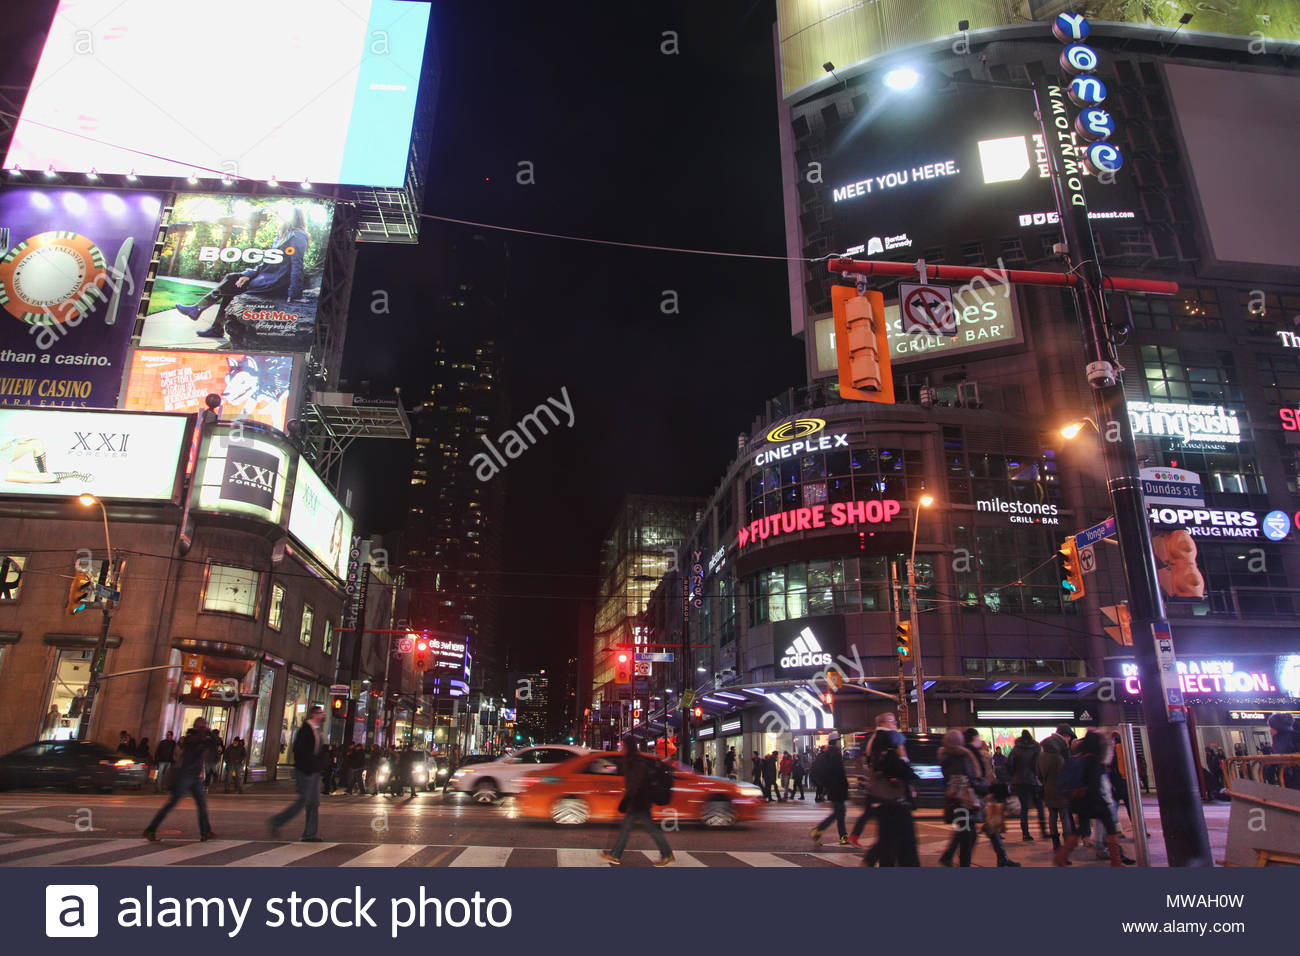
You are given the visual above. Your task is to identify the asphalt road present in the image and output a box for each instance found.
[0,790,1228,868]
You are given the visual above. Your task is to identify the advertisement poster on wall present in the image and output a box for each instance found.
[288,457,353,580]
[192,422,292,524]
[0,187,164,407]
[139,194,333,352]
[0,407,189,500]
[121,349,296,432]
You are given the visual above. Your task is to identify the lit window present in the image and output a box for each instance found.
[323,619,335,655]
[0,554,27,602]
[299,605,314,646]
[203,565,259,617]
[268,583,285,630]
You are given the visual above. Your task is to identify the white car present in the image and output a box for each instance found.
[451,745,588,804]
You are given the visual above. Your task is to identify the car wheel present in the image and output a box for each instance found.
[550,796,590,825]
[472,779,499,804]
[700,798,737,828]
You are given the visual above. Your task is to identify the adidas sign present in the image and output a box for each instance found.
[780,627,832,669]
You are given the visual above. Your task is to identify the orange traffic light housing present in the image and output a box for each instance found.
[66,569,94,616]
[832,285,894,404]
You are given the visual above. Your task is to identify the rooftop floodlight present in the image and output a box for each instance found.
[883,67,920,91]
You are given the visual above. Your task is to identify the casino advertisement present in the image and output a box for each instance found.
[140,194,333,353]
[0,187,164,407]
[122,349,296,432]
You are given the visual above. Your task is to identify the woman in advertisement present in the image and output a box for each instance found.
[175,206,310,341]
[1,437,92,485]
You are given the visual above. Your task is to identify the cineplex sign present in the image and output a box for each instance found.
[738,499,901,549]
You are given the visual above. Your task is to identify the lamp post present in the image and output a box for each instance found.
[876,63,1212,866]
[907,495,933,732]
[75,494,114,742]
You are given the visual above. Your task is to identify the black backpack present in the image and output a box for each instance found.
[648,760,675,805]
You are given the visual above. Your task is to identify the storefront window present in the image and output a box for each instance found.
[249,665,276,767]
[42,648,93,740]
[280,676,311,766]
[202,564,259,616]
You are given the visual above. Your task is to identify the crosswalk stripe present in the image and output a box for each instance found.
[663,850,706,867]
[448,845,511,867]
[820,852,863,867]
[7,838,144,867]
[0,837,76,857]
[224,843,335,867]
[115,840,239,866]
[728,851,800,868]
[339,844,427,868]
[557,848,606,867]
[1,817,76,833]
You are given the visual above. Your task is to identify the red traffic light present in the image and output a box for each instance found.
[824,692,834,706]
[417,639,428,651]
[692,706,703,719]
[616,652,629,664]
[331,698,343,711]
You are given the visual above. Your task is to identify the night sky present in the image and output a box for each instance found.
[2,1,806,678]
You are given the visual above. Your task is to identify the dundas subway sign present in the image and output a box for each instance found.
[739,499,901,549]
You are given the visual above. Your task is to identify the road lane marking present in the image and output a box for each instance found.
[6,838,143,867]
[224,843,335,866]
[448,845,511,867]
[340,844,427,867]
[114,840,240,865]
[557,848,607,867]
[728,851,800,867]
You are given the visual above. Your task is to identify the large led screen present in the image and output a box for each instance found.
[192,422,292,524]
[288,458,353,580]
[0,187,163,407]
[140,194,334,352]
[0,407,189,500]
[122,350,295,432]
[824,86,1143,262]
[6,0,431,188]
[1165,64,1300,271]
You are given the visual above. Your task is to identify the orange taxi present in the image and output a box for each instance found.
[516,751,764,827]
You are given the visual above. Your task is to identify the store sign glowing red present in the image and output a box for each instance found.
[738,499,901,549]
[1120,660,1277,697]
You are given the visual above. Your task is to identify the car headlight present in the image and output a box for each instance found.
[436,769,448,778]
[736,783,763,796]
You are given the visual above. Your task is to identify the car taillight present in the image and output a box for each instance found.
[517,776,537,789]
[113,759,135,767]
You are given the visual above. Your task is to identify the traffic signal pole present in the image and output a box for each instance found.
[75,561,112,742]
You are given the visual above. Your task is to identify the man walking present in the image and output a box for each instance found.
[810,732,850,845]
[224,736,247,793]
[724,746,737,780]
[1038,724,1076,852]
[153,731,176,793]
[269,705,328,842]
[854,712,919,866]
[599,738,674,866]
[143,718,219,842]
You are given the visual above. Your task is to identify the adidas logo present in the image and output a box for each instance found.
[780,627,832,669]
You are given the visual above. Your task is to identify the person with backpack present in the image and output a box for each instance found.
[1054,730,1134,866]
[937,729,983,867]
[809,732,850,845]
[1006,729,1048,841]
[855,711,920,866]
[599,738,674,866]
[1038,724,1076,852]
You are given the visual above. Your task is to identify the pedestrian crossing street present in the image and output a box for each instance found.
[0,835,892,868]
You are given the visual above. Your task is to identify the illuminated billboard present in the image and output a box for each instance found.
[193,423,292,524]
[6,0,431,188]
[777,0,1300,97]
[288,458,353,580]
[122,350,296,432]
[0,187,164,407]
[0,407,188,500]
[140,194,334,352]
[824,86,1143,263]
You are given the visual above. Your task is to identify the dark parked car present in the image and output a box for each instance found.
[844,731,946,809]
[0,740,146,792]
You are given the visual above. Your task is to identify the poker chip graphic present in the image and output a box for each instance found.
[0,230,108,325]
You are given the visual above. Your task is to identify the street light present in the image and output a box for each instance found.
[1059,417,1098,440]
[75,494,115,742]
